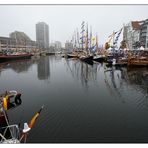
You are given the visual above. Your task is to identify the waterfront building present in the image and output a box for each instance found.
[0,37,16,49]
[139,19,148,49]
[36,22,49,50]
[65,41,73,53]
[0,31,36,51]
[9,31,36,49]
[123,21,143,50]
[54,41,62,52]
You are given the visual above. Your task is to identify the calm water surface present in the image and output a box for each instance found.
[0,55,148,143]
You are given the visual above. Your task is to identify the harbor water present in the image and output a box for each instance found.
[0,55,148,143]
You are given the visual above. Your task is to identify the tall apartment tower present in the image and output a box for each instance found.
[36,22,49,49]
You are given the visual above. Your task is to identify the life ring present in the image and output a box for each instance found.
[15,94,22,105]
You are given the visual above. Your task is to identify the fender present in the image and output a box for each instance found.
[14,93,22,105]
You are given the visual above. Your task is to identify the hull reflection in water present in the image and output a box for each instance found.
[0,56,148,143]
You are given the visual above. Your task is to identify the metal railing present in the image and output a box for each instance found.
[0,124,20,143]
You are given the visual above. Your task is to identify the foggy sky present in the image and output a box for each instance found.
[0,5,148,46]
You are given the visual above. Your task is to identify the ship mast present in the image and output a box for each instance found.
[89,26,92,51]
[96,34,99,54]
[81,21,85,51]
[85,23,89,55]
[76,28,80,51]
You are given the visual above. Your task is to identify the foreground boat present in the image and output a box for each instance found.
[0,90,44,143]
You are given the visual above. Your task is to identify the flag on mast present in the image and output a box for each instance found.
[28,105,44,129]
[113,28,123,46]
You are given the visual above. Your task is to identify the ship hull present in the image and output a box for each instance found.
[80,55,94,65]
[0,54,32,63]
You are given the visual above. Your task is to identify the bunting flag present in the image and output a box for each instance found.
[92,37,96,41]
[28,105,44,129]
[90,45,96,51]
[80,29,85,33]
[113,28,123,45]
[81,21,85,26]
[92,37,96,48]
[79,41,85,44]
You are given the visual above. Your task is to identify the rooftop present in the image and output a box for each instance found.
[131,21,141,30]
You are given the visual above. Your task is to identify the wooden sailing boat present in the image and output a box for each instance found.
[93,34,107,63]
[105,28,129,67]
[65,31,79,59]
[79,22,93,65]
[127,51,148,67]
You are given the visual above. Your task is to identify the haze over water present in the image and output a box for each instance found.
[0,55,148,143]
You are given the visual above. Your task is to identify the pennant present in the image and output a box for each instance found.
[113,28,123,45]
[28,105,44,129]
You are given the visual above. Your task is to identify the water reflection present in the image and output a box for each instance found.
[0,59,33,73]
[0,56,148,142]
[104,67,125,103]
[122,68,148,93]
[37,56,50,80]
[121,68,148,109]
[65,59,98,88]
[104,66,148,108]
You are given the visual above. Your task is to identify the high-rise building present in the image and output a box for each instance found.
[36,22,49,49]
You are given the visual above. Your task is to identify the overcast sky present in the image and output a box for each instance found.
[0,5,148,46]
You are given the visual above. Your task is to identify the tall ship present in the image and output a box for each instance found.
[79,21,93,65]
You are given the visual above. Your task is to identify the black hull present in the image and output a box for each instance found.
[93,57,106,63]
[67,55,76,59]
[64,54,78,59]
[80,56,94,65]
[106,60,113,64]
[46,53,55,55]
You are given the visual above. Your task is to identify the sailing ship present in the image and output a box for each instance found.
[79,22,93,65]
[93,35,107,63]
[67,30,80,59]
[104,28,130,67]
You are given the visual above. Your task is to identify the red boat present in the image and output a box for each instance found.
[0,53,33,63]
